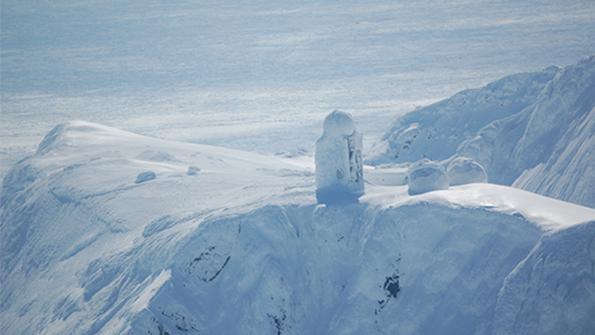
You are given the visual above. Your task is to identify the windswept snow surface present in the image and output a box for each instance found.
[3,0,595,179]
[1,123,594,334]
[377,56,595,207]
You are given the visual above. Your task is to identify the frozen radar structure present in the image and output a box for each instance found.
[446,156,488,186]
[315,111,364,204]
[408,160,449,195]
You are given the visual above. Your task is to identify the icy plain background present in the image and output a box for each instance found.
[2,0,595,178]
[3,1,595,334]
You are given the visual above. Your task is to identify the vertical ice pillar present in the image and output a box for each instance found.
[315,111,364,204]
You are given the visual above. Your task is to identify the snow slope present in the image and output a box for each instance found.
[376,56,595,208]
[371,66,558,163]
[0,121,314,334]
[460,56,595,207]
[1,123,594,334]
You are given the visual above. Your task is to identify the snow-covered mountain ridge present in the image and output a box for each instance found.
[1,122,594,334]
[375,56,595,208]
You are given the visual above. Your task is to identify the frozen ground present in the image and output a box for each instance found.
[2,0,595,178]
[1,122,594,334]
[3,2,595,333]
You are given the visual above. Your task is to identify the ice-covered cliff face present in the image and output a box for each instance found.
[1,122,594,334]
[376,56,594,208]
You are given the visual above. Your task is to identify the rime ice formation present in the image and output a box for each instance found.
[446,156,487,186]
[407,161,449,195]
[315,111,364,204]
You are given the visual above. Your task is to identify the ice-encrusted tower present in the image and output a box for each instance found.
[315,110,364,204]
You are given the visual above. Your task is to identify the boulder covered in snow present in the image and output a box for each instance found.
[407,161,449,195]
[187,166,201,176]
[315,111,364,204]
[136,171,156,183]
[447,156,488,186]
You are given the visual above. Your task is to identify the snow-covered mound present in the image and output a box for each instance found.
[446,156,487,186]
[407,160,449,195]
[375,56,595,208]
[1,122,595,334]
[493,221,595,335]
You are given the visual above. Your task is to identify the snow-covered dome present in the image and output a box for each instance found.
[447,156,487,186]
[408,161,449,195]
[323,110,355,136]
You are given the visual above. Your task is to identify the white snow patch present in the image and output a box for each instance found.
[367,183,595,232]
[130,270,172,314]
[135,171,156,184]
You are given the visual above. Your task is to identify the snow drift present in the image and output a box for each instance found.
[1,122,594,334]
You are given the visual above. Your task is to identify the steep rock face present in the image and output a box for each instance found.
[124,203,544,335]
[492,221,595,335]
[375,66,557,164]
[0,182,544,335]
[511,105,594,206]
